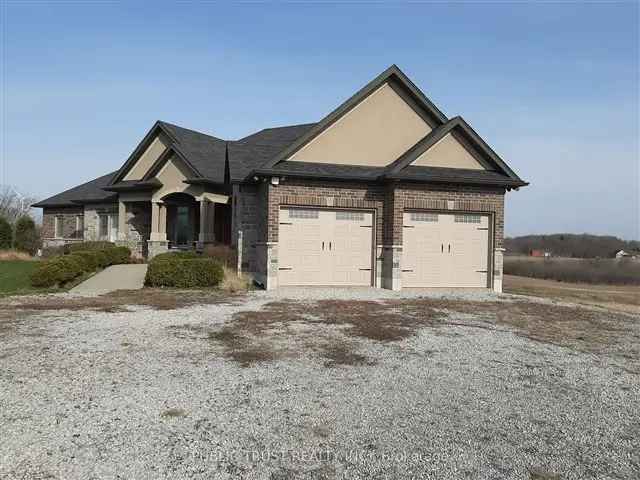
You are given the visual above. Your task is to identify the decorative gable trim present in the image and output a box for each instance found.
[141,144,201,181]
[109,121,182,185]
[262,65,448,169]
[386,116,524,183]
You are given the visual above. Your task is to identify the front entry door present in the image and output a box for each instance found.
[175,206,191,246]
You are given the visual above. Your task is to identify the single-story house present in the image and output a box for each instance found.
[34,65,527,292]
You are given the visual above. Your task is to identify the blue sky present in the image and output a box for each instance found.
[2,1,638,239]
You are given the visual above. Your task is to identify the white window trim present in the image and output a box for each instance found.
[54,215,64,239]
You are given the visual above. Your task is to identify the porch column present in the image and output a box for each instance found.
[117,200,126,240]
[198,200,215,245]
[150,201,166,241]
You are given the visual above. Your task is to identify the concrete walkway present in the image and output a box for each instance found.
[70,264,148,296]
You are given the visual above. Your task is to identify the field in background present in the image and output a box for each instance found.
[503,274,639,314]
[504,256,640,285]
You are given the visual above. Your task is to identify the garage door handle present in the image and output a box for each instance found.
[280,222,292,225]
[401,269,413,272]
[322,241,324,250]
[329,242,332,251]
[441,244,443,253]
[359,268,371,271]
[448,244,451,253]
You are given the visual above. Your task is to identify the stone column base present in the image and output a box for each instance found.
[493,247,505,293]
[382,245,402,291]
[115,239,144,260]
[147,240,169,260]
[255,242,278,290]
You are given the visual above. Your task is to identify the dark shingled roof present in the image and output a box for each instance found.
[384,166,526,187]
[158,121,228,183]
[32,171,118,207]
[254,161,384,181]
[228,123,316,181]
[34,66,526,208]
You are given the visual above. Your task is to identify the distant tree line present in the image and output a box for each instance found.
[0,185,40,255]
[504,234,640,259]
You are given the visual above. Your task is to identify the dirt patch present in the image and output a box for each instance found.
[383,297,639,359]
[321,341,375,367]
[0,289,243,316]
[204,297,639,368]
[161,408,188,418]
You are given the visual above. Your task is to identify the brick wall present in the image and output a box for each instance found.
[42,207,84,239]
[266,179,386,245]
[262,179,504,247]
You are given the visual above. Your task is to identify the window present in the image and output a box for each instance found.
[411,212,438,222]
[455,214,481,224]
[54,216,64,238]
[75,215,84,239]
[336,211,365,221]
[289,208,318,219]
[99,214,109,239]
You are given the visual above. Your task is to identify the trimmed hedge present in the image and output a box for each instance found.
[68,241,116,253]
[151,251,200,262]
[30,246,131,288]
[145,253,223,288]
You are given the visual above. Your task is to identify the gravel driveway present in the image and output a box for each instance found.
[1,288,638,479]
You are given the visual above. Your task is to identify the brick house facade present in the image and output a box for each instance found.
[35,65,525,291]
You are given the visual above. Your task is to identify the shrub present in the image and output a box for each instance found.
[152,251,200,262]
[30,245,132,288]
[145,256,223,288]
[41,245,67,258]
[0,216,12,249]
[13,216,39,255]
[67,241,115,253]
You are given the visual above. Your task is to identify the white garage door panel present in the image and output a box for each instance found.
[403,212,489,288]
[279,208,373,286]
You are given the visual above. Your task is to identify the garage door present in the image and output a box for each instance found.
[278,207,374,286]
[403,211,490,288]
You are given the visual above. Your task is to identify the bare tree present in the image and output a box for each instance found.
[0,185,38,224]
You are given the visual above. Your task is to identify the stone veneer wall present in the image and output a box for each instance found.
[122,202,151,258]
[41,206,84,247]
[83,203,118,241]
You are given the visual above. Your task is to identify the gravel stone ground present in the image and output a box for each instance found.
[0,288,638,479]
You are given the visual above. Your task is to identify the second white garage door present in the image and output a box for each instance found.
[403,211,490,288]
[278,207,374,286]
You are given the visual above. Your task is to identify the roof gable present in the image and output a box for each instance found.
[387,116,523,182]
[411,132,487,170]
[286,82,432,167]
[263,65,448,170]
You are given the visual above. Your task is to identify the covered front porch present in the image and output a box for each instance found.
[116,190,231,259]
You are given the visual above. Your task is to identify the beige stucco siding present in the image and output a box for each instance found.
[123,133,170,181]
[151,155,203,201]
[288,83,431,167]
[412,133,485,170]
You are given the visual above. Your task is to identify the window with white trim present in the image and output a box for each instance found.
[336,211,365,221]
[54,216,64,238]
[99,214,109,239]
[289,208,319,219]
[410,212,438,222]
[75,215,84,239]
[454,214,481,224]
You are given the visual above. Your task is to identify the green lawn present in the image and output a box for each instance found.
[0,260,41,295]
